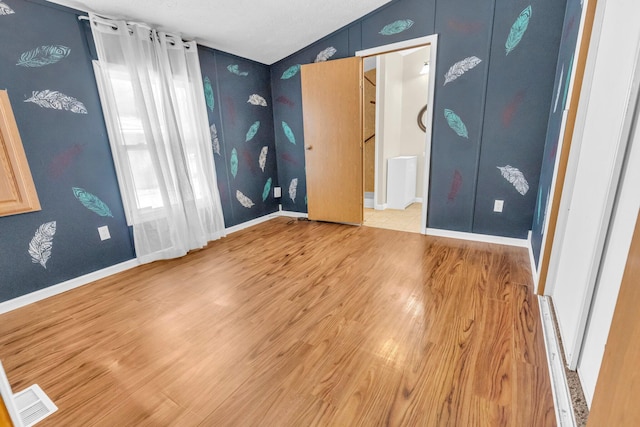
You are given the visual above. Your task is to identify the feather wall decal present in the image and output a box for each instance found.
[223,95,236,125]
[282,121,296,144]
[259,146,268,172]
[502,90,526,128]
[262,178,272,201]
[236,190,254,208]
[444,56,482,85]
[379,19,414,35]
[276,95,294,107]
[242,148,258,175]
[497,165,529,195]
[73,187,113,217]
[447,19,483,34]
[28,221,56,269]
[49,143,85,179]
[281,152,298,165]
[506,5,532,55]
[227,64,248,76]
[247,94,267,106]
[444,109,468,138]
[17,45,70,67]
[289,178,298,202]
[203,76,214,112]
[315,46,337,63]
[554,64,564,113]
[281,65,301,80]
[24,90,87,114]
[0,1,14,15]
[448,170,463,202]
[230,148,238,178]
[246,121,260,142]
[210,124,220,155]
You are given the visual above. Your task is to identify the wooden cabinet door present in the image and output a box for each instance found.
[301,57,363,225]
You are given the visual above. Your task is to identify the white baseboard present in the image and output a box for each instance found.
[425,227,529,248]
[364,199,374,209]
[278,210,309,219]
[538,296,577,427]
[0,259,140,315]
[1,212,300,315]
[224,212,280,234]
[374,203,387,211]
[527,231,540,291]
[414,197,423,203]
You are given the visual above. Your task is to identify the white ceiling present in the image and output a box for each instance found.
[47,0,393,65]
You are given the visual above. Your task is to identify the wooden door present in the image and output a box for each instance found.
[301,57,363,225]
[587,211,640,426]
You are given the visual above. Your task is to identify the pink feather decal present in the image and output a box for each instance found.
[275,95,294,107]
[280,152,298,165]
[241,148,258,175]
[48,143,85,178]
[502,90,526,128]
[223,95,236,126]
[448,19,483,34]
[448,170,463,202]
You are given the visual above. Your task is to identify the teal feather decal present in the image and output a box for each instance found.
[17,45,70,67]
[262,178,272,202]
[282,121,296,144]
[506,5,532,55]
[227,64,248,76]
[203,76,214,112]
[281,65,301,80]
[444,109,469,139]
[72,187,113,217]
[379,19,414,36]
[230,148,238,178]
[246,121,260,142]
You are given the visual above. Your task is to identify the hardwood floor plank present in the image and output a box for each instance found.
[0,218,554,426]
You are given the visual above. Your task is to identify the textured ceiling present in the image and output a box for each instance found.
[46,0,393,64]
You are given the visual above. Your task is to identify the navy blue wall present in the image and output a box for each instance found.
[0,1,279,303]
[531,0,583,264]
[199,48,279,227]
[271,0,567,238]
[0,0,134,302]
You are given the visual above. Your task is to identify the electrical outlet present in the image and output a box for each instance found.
[98,225,111,241]
[493,200,504,213]
[274,186,282,198]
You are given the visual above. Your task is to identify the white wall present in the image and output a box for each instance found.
[377,53,404,205]
[547,0,640,406]
[400,48,430,198]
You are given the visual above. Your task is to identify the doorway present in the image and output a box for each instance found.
[357,36,438,235]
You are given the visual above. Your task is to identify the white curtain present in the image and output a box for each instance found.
[90,14,225,264]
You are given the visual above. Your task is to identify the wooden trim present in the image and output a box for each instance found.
[0,90,41,217]
[537,0,598,295]
[587,212,640,425]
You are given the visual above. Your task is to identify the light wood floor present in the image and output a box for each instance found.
[364,203,422,234]
[0,218,555,426]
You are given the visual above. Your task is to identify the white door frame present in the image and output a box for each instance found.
[356,35,439,235]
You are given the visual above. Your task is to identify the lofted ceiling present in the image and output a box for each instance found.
[46,0,393,65]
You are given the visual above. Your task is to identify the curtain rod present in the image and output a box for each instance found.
[78,15,192,49]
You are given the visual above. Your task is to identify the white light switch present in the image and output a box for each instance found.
[274,186,282,198]
[493,200,504,213]
[98,225,111,241]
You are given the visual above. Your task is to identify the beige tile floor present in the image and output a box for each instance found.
[363,203,422,234]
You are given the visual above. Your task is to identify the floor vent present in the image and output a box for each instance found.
[14,384,57,427]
